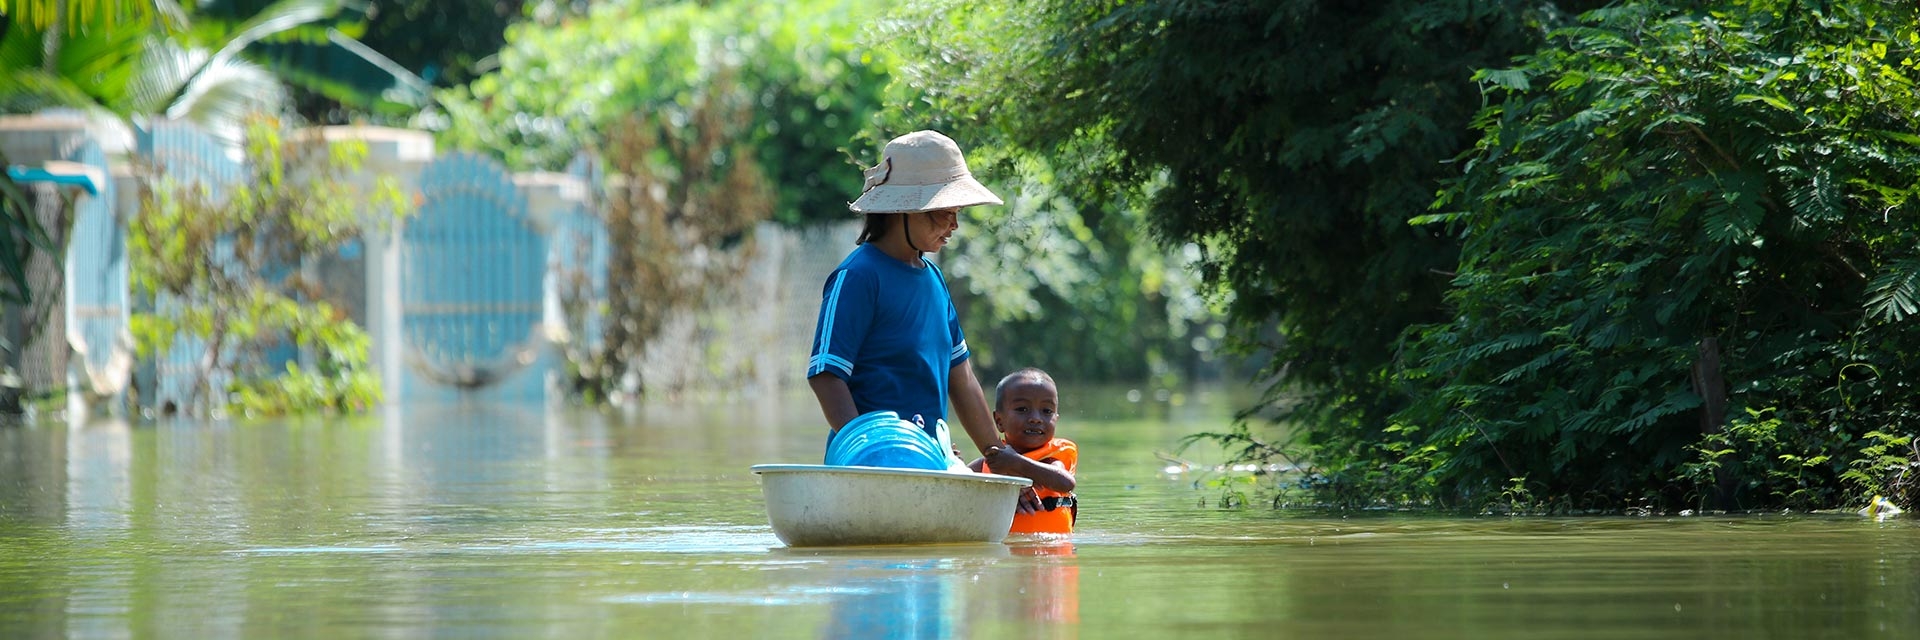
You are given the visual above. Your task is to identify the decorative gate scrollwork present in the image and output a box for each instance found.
[401,152,547,389]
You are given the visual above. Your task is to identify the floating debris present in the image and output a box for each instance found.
[1858,495,1903,520]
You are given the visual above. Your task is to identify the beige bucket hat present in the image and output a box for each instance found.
[849,130,1003,214]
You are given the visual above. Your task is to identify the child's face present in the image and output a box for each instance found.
[994,378,1058,452]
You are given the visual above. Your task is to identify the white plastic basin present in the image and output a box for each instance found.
[751,464,1032,547]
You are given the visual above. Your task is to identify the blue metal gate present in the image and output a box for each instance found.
[61,139,129,401]
[401,152,547,393]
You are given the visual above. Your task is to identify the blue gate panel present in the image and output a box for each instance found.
[401,152,547,394]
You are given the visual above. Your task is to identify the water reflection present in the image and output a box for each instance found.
[1003,541,1080,628]
[755,542,1077,640]
[64,419,132,532]
[818,555,974,639]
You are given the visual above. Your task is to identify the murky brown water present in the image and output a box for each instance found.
[2,389,1916,638]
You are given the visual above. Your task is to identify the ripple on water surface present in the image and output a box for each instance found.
[228,524,783,556]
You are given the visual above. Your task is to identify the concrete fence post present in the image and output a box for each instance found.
[0,114,111,416]
[297,125,435,405]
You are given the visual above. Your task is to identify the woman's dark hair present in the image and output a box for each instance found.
[855,213,893,245]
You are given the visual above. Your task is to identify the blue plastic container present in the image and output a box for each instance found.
[825,411,950,470]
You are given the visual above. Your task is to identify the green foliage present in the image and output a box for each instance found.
[852,0,1239,385]
[1,0,434,131]
[130,116,404,416]
[882,0,1571,433]
[0,153,56,415]
[888,0,1919,512]
[0,2,304,143]
[0,3,166,323]
[1678,408,1848,510]
[350,0,517,89]
[228,358,383,417]
[563,70,772,399]
[444,0,1225,388]
[186,0,434,117]
[0,0,185,33]
[935,150,1223,383]
[1200,472,1259,509]
[1386,0,1920,509]
[0,151,49,306]
[1500,476,1544,515]
[1840,430,1917,509]
[435,0,893,225]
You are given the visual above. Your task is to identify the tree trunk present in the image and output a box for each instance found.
[1691,336,1735,509]
[192,318,226,415]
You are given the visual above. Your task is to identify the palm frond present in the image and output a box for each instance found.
[127,37,204,115]
[202,0,339,68]
[0,15,43,70]
[0,0,187,33]
[154,0,338,117]
[0,69,110,113]
[49,23,152,108]
[164,56,283,141]
[247,27,430,111]
[1865,260,1920,324]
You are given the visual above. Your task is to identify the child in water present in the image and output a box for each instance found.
[970,368,1077,534]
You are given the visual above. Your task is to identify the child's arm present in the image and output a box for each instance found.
[1032,457,1075,493]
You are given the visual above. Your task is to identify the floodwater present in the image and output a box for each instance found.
[1,389,1916,639]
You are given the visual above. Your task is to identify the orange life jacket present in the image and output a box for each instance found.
[982,438,1077,534]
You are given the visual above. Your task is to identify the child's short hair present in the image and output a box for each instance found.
[994,367,1056,409]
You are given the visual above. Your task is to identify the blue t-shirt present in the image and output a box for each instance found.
[807,243,969,426]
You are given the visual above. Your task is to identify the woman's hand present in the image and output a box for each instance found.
[982,445,1076,493]
[983,445,1026,473]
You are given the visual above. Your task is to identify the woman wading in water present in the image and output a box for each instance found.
[804,130,1051,479]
